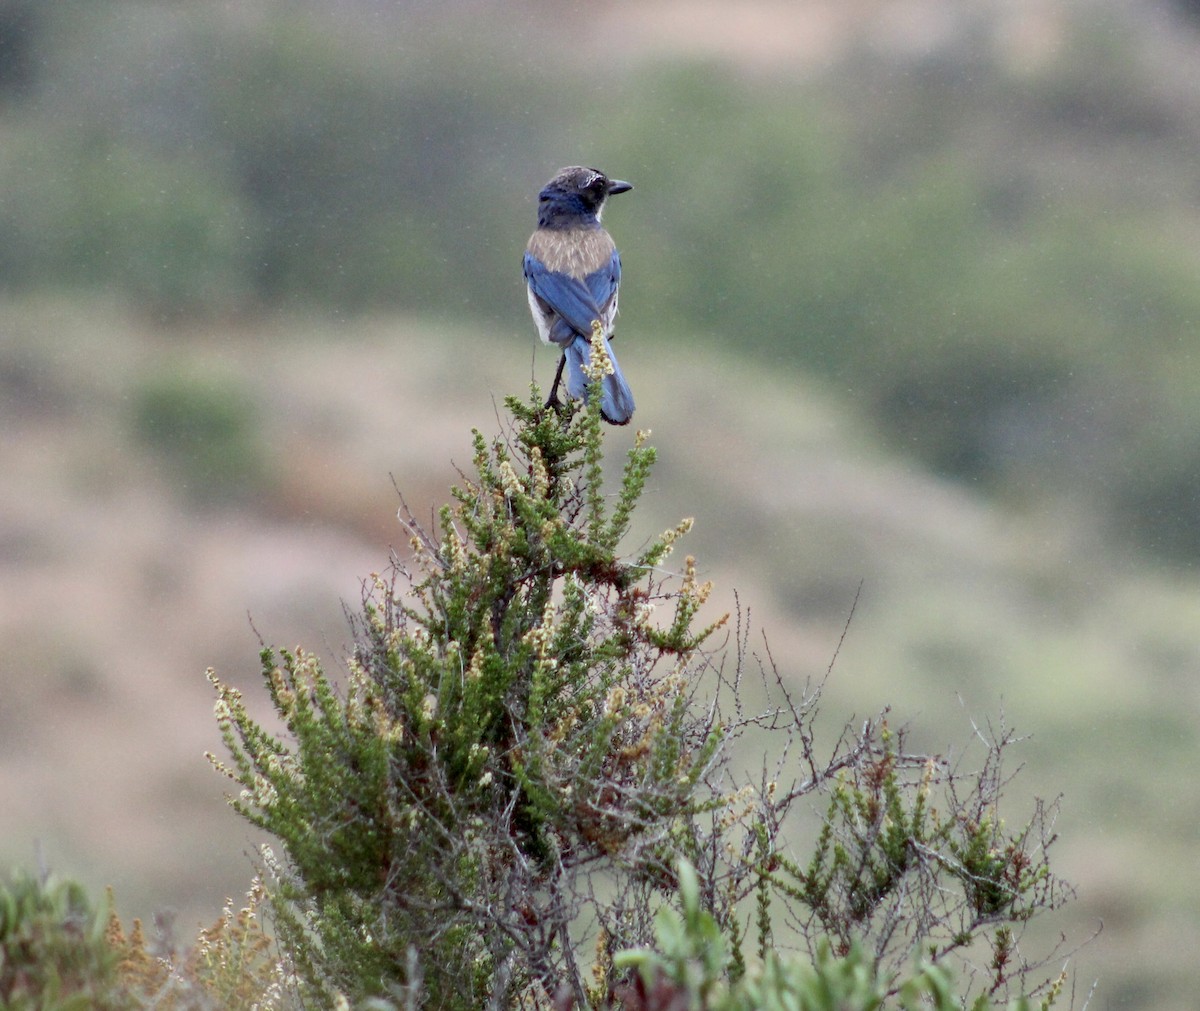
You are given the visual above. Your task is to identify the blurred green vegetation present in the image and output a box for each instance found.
[1,0,1198,562]
[132,369,268,506]
[0,869,127,1009]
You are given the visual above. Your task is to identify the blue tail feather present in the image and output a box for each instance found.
[561,335,635,426]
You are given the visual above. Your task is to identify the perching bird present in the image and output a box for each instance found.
[523,166,635,425]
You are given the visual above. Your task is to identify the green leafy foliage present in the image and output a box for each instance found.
[615,857,1064,1011]
[208,380,727,1007]
[206,378,1079,1008]
[0,867,289,1010]
[0,869,129,1011]
[762,722,1072,1000]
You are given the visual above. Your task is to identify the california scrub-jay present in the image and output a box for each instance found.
[524,166,635,425]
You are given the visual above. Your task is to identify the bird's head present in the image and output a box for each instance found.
[537,166,632,227]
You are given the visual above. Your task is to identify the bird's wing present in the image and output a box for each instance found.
[524,252,605,343]
[584,249,622,318]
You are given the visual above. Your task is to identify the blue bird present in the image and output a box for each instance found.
[524,166,635,425]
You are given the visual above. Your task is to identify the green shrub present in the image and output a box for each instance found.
[209,346,727,1007]
[616,858,1064,1011]
[208,354,1079,1008]
[0,869,130,1010]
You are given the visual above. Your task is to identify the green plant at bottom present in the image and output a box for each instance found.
[0,869,129,1011]
[762,722,1073,1000]
[615,858,1060,1011]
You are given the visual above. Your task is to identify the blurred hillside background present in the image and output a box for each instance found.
[1,0,1199,1006]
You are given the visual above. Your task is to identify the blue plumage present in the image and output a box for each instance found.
[524,166,635,426]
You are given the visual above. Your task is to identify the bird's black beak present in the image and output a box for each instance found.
[607,179,633,196]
